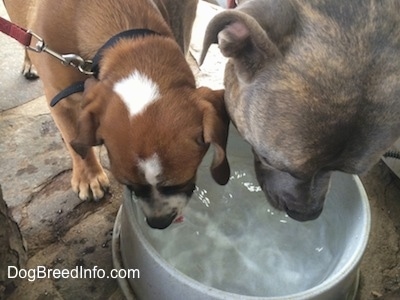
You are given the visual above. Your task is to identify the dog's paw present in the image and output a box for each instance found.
[22,51,39,80]
[22,63,39,80]
[71,168,110,201]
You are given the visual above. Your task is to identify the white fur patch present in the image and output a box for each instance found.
[113,70,160,117]
[138,154,162,185]
[140,194,187,218]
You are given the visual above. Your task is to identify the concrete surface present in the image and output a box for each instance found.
[1,1,400,299]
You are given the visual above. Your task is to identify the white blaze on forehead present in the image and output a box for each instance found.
[138,154,162,185]
[113,70,160,117]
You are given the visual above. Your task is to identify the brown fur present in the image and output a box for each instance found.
[4,0,230,228]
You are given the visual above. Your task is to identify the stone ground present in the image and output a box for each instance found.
[1,1,400,299]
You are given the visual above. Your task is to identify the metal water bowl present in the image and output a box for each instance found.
[112,128,371,300]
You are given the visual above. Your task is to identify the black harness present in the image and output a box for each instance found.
[50,28,159,107]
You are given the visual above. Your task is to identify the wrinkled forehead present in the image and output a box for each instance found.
[254,123,381,179]
[252,122,353,177]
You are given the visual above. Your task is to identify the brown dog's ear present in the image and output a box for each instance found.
[198,88,230,185]
[200,10,282,81]
[70,78,108,158]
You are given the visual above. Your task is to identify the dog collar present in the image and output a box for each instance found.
[90,29,160,77]
[50,28,160,107]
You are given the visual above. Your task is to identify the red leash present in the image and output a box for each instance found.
[0,16,93,75]
[0,16,32,46]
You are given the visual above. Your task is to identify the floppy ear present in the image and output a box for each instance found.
[200,10,282,81]
[198,88,230,185]
[70,78,109,158]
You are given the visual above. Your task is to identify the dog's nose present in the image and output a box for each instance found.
[146,213,177,229]
[284,206,323,222]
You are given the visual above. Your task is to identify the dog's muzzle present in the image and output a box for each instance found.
[284,204,323,222]
[146,211,178,229]
[253,151,331,222]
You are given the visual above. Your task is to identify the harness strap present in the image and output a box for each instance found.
[50,81,85,107]
[50,29,160,107]
[0,16,32,46]
[91,28,160,77]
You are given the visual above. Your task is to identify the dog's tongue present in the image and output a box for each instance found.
[174,215,184,223]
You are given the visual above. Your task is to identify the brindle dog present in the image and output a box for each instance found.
[201,0,400,221]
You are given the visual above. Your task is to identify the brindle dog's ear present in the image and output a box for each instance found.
[198,88,230,185]
[70,78,108,158]
[200,10,282,81]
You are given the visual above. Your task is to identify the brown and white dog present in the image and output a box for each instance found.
[4,0,231,229]
[201,0,400,221]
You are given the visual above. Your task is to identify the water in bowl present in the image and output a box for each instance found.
[131,129,348,297]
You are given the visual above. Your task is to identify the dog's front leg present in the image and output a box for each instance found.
[69,148,109,201]
[46,88,110,201]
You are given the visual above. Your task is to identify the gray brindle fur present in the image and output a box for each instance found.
[201,0,400,221]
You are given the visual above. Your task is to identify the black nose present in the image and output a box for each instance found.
[285,206,323,222]
[146,213,177,229]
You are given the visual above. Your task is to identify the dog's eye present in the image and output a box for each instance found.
[196,133,208,147]
[158,182,196,197]
[259,155,272,166]
[127,183,152,198]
